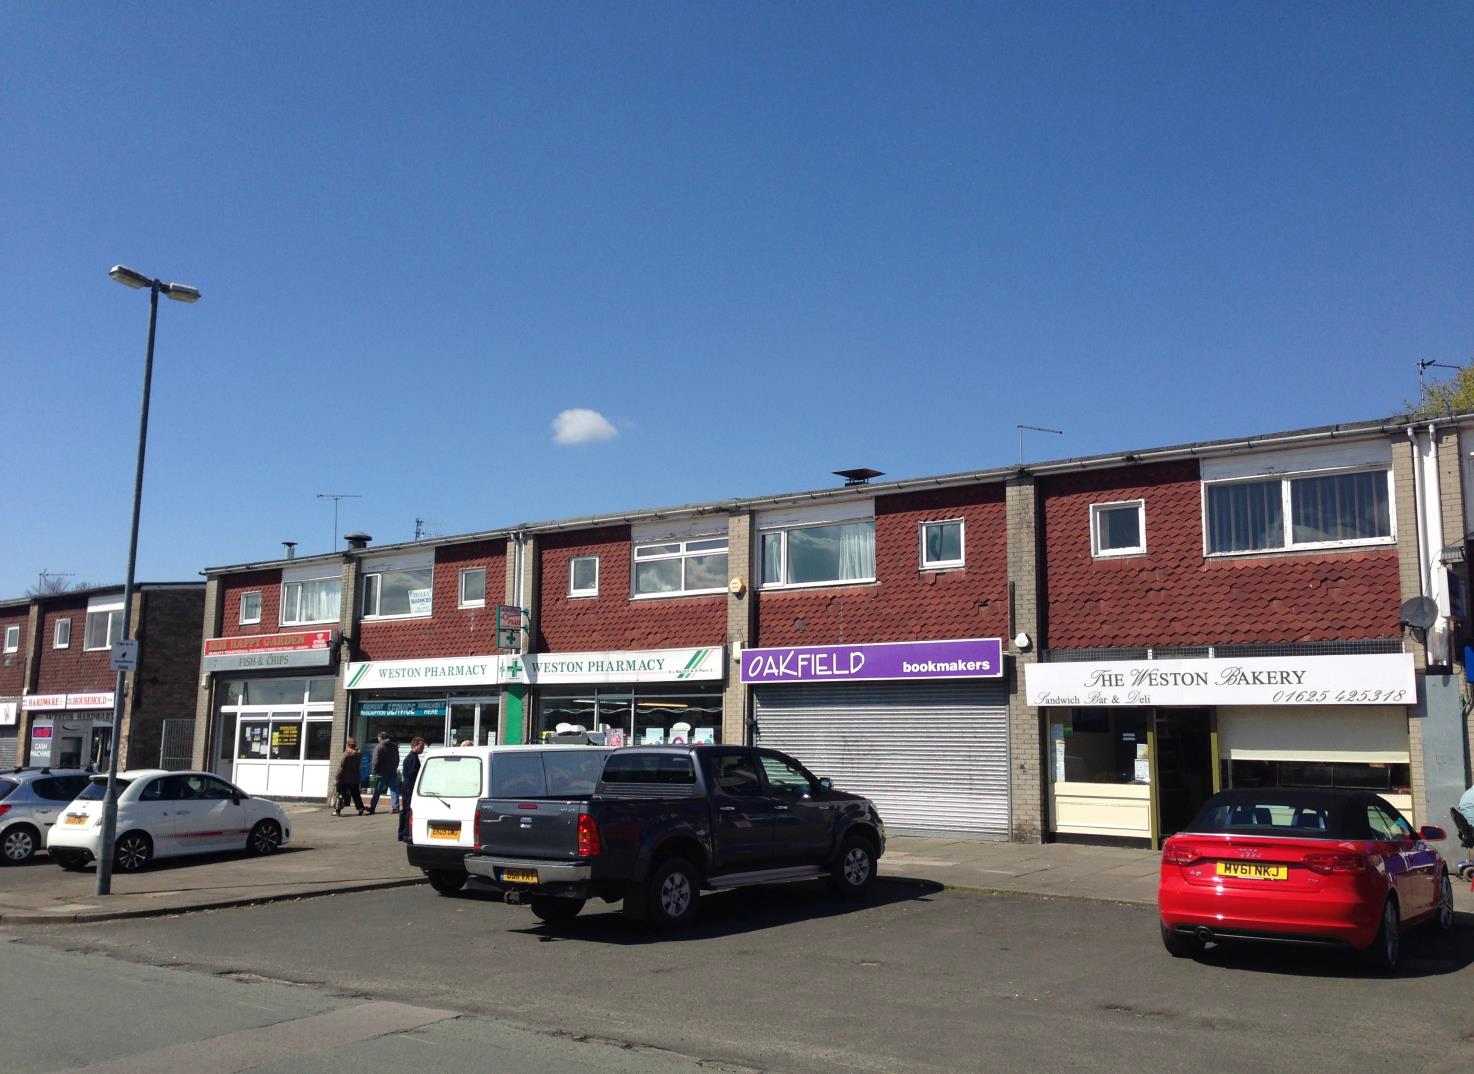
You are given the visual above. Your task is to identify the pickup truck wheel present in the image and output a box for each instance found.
[426,869,466,896]
[828,834,877,898]
[530,896,585,924]
[644,856,699,929]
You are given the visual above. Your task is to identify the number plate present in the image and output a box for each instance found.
[64,815,89,826]
[427,822,460,841]
[501,868,538,885]
[1216,861,1288,881]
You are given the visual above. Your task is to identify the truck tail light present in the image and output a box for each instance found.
[577,814,602,858]
[1303,852,1367,875]
[1161,843,1199,866]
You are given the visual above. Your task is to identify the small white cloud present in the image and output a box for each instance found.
[552,408,619,445]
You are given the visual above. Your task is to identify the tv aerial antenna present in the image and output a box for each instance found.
[316,492,362,550]
[1017,424,1063,464]
[1418,358,1462,410]
[414,517,443,541]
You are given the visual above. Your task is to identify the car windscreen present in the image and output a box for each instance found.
[1184,794,1369,840]
[417,755,482,798]
[0,778,17,802]
[78,777,131,801]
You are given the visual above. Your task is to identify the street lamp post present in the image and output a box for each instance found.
[96,265,200,896]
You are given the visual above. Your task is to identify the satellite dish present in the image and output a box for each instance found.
[1399,596,1439,630]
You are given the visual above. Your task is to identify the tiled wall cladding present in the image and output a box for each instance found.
[757,485,1010,647]
[219,569,284,637]
[359,541,509,660]
[536,525,726,652]
[0,612,25,694]
[1040,461,1402,648]
[35,598,112,694]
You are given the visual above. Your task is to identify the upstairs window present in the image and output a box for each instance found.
[920,519,965,569]
[569,556,599,597]
[1091,501,1146,558]
[1205,468,1392,555]
[633,537,727,597]
[84,604,124,650]
[281,576,341,626]
[459,567,487,608]
[239,591,262,625]
[362,566,434,618]
[54,619,71,649]
[3,625,18,653]
[761,520,875,588]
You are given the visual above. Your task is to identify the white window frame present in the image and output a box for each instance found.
[759,519,877,590]
[1201,466,1396,557]
[458,567,487,609]
[1090,500,1147,558]
[54,618,71,649]
[3,625,18,653]
[239,591,262,625]
[280,575,341,627]
[84,600,125,651]
[919,518,966,570]
[631,537,728,599]
[361,566,434,620]
[569,556,600,598]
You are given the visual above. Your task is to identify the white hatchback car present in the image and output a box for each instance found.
[47,769,291,872]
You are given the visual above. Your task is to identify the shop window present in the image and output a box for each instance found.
[304,720,333,761]
[1205,468,1392,555]
[3,625,18,653]
[268,717,302,760]
[760,520,875,588]
[569,556,599,597]
[1229,759,1410,795]
[362,567,433,619]
[1055,709,1149,784]
[1090,500,1145,558]
[920,520,964,569]
[84,606,123,650]
[53,619,71,649]
[458,567,486,608]
[239,591,262,625]
[535,688,721,745]
[282,576,340,626]
[632,538,727,597]
[308,678,336,703]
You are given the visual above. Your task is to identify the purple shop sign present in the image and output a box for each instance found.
[740,638,1004,685]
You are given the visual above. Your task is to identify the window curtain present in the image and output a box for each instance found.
[838,521,875,580]
[1208,480,1282,552]
[302,579,340,622]
[1290,471,1390,544]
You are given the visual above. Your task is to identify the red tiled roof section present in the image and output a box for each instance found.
[1040,461,1402,648]
[757,485,1010,647]
[358,541,508,661]
[536,526,726,652]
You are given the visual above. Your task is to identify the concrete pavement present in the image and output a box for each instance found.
[1,805,1471,923]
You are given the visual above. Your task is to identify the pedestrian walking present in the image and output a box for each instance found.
[367,732,400,814]
[398,736,426,842]
[334,737,366,816]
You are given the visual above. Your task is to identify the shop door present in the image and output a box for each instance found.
[449,703,479,747]
[1152,708,1215,843]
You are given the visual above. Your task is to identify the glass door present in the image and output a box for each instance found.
[449,703,478,746]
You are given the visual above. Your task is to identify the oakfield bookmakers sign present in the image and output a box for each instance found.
[740,638,1004,685]
[1024,653,1416,708]
[346,647,725,690]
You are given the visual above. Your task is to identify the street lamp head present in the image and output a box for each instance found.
[108,265,151,289]
[164,283,201,303]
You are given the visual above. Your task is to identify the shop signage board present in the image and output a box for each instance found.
[346,655,500,690]
[0,702,17,726]
[504,646,725,685]
[1023,652,1416,708]
[202,629,337,673]
[740,638,1004,685]
[357,701,449,718]
[22,692,116,711]
[109,639,139,673]
[29,723,52,765]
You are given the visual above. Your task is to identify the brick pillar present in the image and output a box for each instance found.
[1006,475,1044,843]
[1439,427,1473,787]
[330,557,359,794]
[191,577,223,771]
[17,602,41,763]
[723,511,756,744]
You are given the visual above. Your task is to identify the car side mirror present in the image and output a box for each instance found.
[232,792,242,805]
[817,777,833,793]
[1419,825,1447,842]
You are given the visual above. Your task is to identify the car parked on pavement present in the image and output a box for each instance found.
[1158,787,1453,970]
[46,769,291,872]
[0,768,95,864]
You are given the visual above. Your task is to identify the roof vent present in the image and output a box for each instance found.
[281,541,297,560]
[833,468,884,487]
[343,531,372,551]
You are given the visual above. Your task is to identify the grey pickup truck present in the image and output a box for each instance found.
[464,744,886,928]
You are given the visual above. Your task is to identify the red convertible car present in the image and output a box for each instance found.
[1158,788,1453,970]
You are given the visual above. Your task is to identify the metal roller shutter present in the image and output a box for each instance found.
[752,681,1010,838]
[0,730,15,769]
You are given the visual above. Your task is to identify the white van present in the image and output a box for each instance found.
[405,744,612,895]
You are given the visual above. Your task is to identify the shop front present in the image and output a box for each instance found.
[203,630,338,798]
[1025,651,1418,848]
[344,655,502,758]
[742,638,1009,838]
[23,693,116,770]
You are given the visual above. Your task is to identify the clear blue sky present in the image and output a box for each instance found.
[2,4,1469,597]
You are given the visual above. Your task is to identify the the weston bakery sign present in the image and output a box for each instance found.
[741,638,1004,685]
[202,630,336,672]
[1024,653,1415,708]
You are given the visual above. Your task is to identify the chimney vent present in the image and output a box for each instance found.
[282,541,297,560]
[833,468,884,487]
[343,531,372,551]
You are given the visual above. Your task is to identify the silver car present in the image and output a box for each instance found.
[0,768,95,864]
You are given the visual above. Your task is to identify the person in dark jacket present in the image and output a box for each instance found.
[334,737,365,816]
[367,732,400,814]
[398,736,426,842]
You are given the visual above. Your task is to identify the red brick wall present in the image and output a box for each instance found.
[756,485,1011,647]
[358,540,509,660]
[218,569,284,637]
[1040,461,1402,648]
[0,610,26,694]
[536,526,726,652]
[34,597,114,694]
